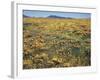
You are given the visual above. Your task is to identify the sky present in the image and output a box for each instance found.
[23,10,91,19]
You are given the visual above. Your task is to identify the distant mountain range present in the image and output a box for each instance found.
[47,15,73,19]
[23,14,73,19]
[23,15,31,18]
[47,15,67,19]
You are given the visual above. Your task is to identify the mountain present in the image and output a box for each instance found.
[23,14,31,18]
[23,14,74,19]
[47,15,66,19]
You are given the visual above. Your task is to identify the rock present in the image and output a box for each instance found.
[51,53,65,64]
[34,59,43,63]
[34,54,41,59]
[40,53,48,59]
[63,63,71,67]
[51,56,63,64]
[34,53,48,60]
[47,61,54,64]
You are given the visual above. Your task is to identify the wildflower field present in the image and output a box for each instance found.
[23,17,91,69]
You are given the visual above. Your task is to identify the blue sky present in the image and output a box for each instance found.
[23,10,91,19]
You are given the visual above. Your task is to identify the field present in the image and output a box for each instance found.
[23,17,91,69]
